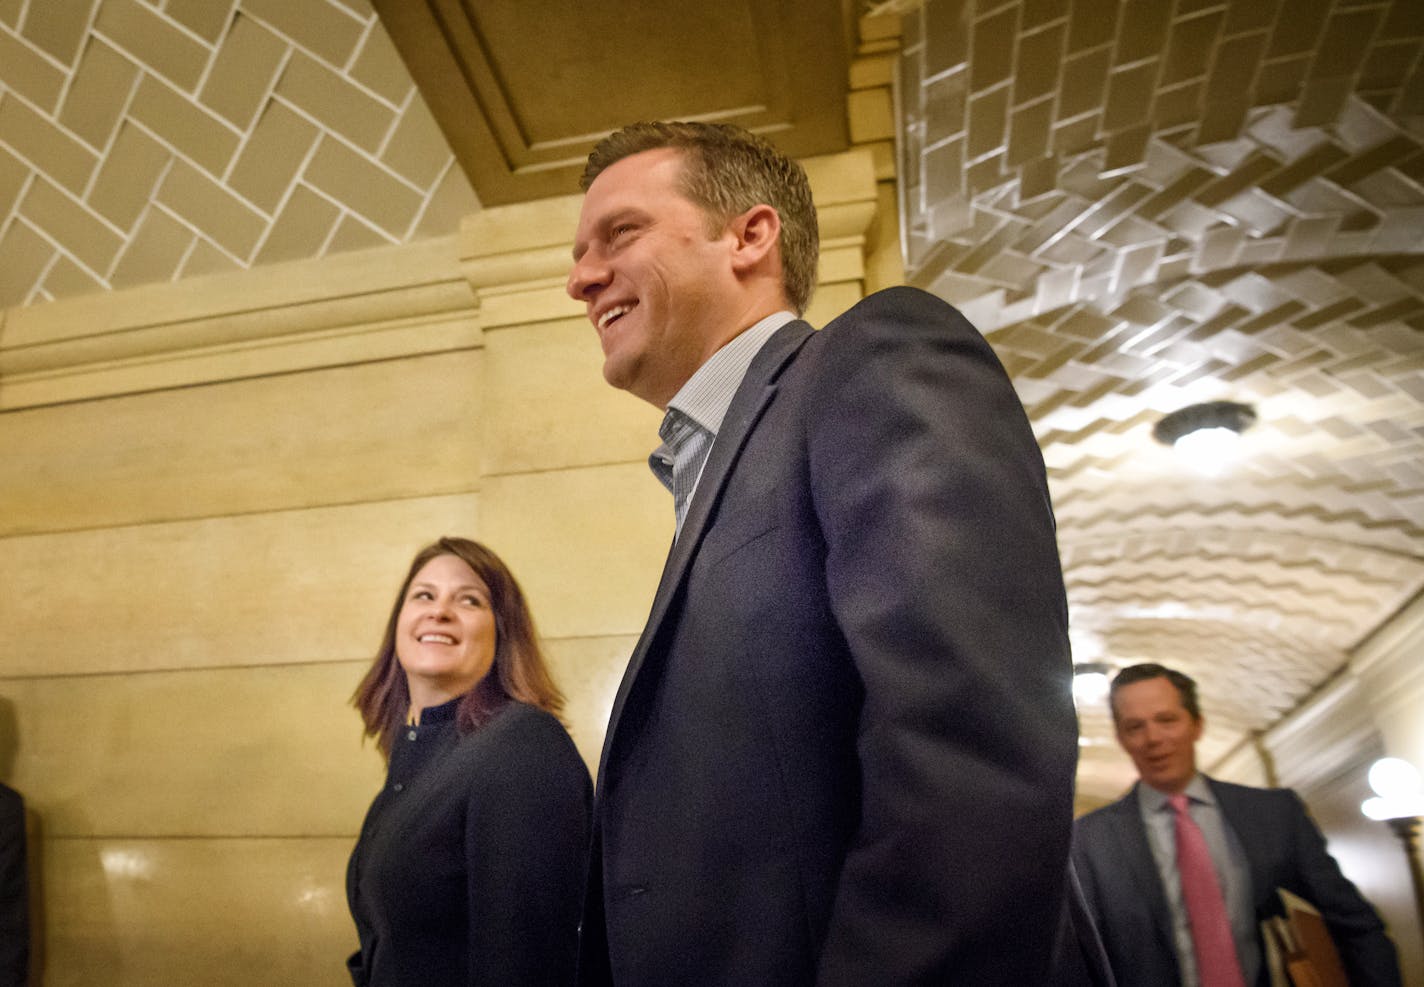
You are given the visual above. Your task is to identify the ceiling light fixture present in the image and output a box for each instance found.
[1153,401,1257,474]
[1072,661,1113,706]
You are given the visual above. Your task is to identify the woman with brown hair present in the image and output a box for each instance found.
[345,537,590,986]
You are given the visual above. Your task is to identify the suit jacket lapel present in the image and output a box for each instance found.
[1209,777,1271,916]
[1113,787,1179,957]
[595,320,814,787]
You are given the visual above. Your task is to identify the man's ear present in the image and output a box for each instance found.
[728,204,781,273]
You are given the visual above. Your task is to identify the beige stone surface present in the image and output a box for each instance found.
[88,123,171,230]
[0,83,98,193]
[17,0,90,63]
[199,14,288,131]
[241,0,366,69]
[4,662,383,837]
[37,254,104,301]
[162,0,231,42]
[348,19,413,106]
[41,836,356,987]
[479,465,672,641]
[544,635,639,775]
[0,350,481,533]
[413,164,482,241]
[306,138,422,239]
[129,77,239,179]
[227,101,322,215]
[818,240,868,288]
[7,229,466,352]
[0,493,479,677]
[327,214,392,254]
[0,146,25,218]
[20,176,124,274]
[156,160,265,261]
[482,316,661,476]
[847,86,895,144]
[94,0,208,92]
[382,96,454,189]
[805,280,867,329]
[277,53,394,154]
[0,221,50,308]
[178,238,239,280]
[256,184,342,264]
[478,280,586,331]
[0,18,63,109]
[0,1,468,308]
[108,208,192,288]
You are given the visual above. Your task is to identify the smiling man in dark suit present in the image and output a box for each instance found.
[566,121,1102,986]
[1073,663,1401,987]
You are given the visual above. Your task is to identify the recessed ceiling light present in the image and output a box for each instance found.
[1153,401,1256,474]
[1072,661,1113,705]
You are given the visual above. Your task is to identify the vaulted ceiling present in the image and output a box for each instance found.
[1,0,1421,805]
[891,0,1424,800]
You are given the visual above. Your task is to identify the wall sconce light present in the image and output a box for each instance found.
[1360,757,1424,934]
[1153,401,1257,475]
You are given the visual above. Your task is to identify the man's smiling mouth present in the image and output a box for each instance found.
[599,303,634,331]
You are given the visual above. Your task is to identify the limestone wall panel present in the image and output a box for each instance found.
[2,661,382,838]
[40,836,355,987]
[0,350,481,536]
[479,465,670,641]
[543,634,637,775]
[0,494,479,677]
[482,317,660,477]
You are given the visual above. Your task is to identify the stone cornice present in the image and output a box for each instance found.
[0,237,476,410]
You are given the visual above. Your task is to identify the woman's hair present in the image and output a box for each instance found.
[352,536,564,758]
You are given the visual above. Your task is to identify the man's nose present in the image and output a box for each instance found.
[567,253,607,301]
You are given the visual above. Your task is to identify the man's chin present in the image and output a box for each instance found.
[601,359,631,391]
[1143,770,1188,792]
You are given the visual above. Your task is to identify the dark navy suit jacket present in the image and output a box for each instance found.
[580,287,1106,985]
[1073,777,1401,987]
[0,783,25,987]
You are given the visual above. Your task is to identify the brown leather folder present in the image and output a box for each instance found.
[1260,888,1348,987]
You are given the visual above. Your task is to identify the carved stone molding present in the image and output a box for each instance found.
[373,0,853,205]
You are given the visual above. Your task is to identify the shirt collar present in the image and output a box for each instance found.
[665,310,797,435]
[1137,773,1214,813]
[415,694,462,725]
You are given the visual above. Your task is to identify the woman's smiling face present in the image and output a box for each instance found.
[395,553,498,705]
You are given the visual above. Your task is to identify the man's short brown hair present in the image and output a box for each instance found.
[1108,662,1202,724]
[581,121,819,315]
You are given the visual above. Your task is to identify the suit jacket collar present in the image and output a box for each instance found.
[595,319,815,790]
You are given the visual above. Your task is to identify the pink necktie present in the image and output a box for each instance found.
[1169,793,1246,987]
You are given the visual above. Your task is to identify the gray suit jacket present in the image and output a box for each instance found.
[1073,777,1401,987]
[580,287,1105,985]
